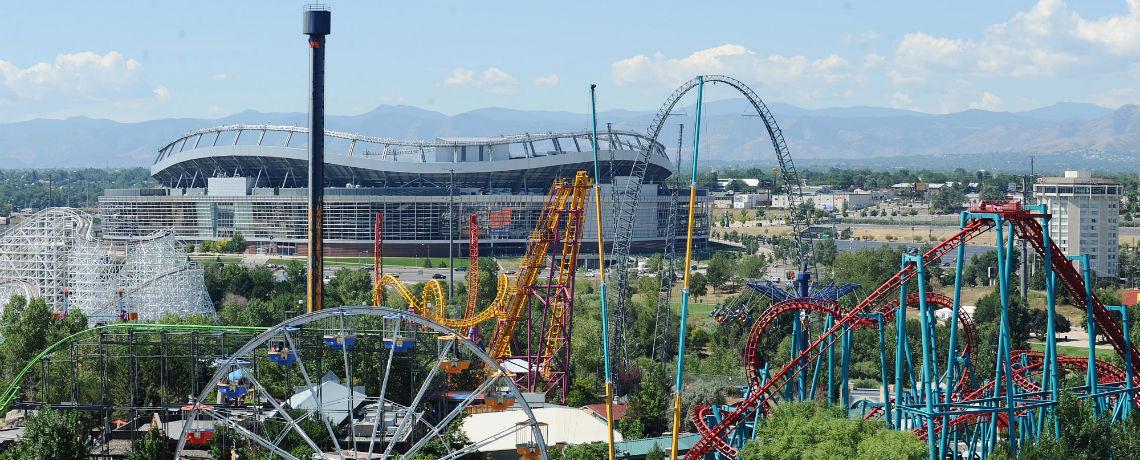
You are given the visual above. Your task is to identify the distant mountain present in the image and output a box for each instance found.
[0,101,1136,172]
[1016,102,1113,121]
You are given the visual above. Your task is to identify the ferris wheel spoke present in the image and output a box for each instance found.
[282,328,346,456]
[336,314,357,449]
[403,374,499,457]
[172,407,200,454]
[365,317,404,457]
[436,422,529,460]
[201,406,300,460]
[382,339,453,458]
[172,307,546,459]
[240,368,330,458]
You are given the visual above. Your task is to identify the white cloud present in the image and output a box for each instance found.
[893,0,1140,81]
[1088,87,1140,108]
[968,91,1004,110]
[153,85,171,102]
[443,68,474,86]
[533,73,559,86]
[207,105,227,118]
[610,44,866,104]
[841,31,880,47]
[890,92,912,108]
[209,73,229,81]
[380,95,407,104]
[443,67,517,95]
[0,51,167,121]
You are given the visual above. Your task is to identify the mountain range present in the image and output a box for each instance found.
[0,100,1136,173]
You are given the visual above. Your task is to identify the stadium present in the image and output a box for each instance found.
[98,124,711,257]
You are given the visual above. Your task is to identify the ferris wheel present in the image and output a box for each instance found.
[174,306,548,460]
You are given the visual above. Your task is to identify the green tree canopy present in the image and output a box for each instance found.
[0,406,90,460]
[739,402,925,460]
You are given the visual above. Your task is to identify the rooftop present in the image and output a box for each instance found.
[1036,170,1120,186]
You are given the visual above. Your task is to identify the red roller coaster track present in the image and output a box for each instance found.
[686,202,1140,459]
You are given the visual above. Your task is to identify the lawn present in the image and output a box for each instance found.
[1028,341,1092,358]
[267,256,470,268]
[189,255,242,265]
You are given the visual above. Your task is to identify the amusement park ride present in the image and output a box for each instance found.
[371,171,592,403]
[0,7,1135,456]
[685,201,1140,460]
[0,72,1135,460]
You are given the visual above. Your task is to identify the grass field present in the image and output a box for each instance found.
[267,256,470,268]
[1029,341,1091,358]
[189,255,242,264]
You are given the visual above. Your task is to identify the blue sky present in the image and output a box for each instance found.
[2,1,1140,122]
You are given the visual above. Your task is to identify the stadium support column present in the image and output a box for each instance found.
[304,5,330,313]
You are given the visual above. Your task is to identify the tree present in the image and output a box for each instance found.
[626,364,671,438]
[979,183,1005,201]
[1,295,85,381]
[739,254,769,280]
[690,272,708,300]
[225,232,247,253]
[325,268,373,306]
[1028,309,1072,339]
[125,425,171,460]
[0,406,90,460]
[682,378,729,430]
[555,442,610,460]
[706,251,736,290]
[646,253,664,274]
[814,238,838,266]
[645,442,665,460]
[738,402,925,460]
[423,258,434,268]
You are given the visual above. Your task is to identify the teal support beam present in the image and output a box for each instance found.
[1108,305,1133,416]
[903,253,937,459]
[1069,253,1099,414]
[941,210,968,456]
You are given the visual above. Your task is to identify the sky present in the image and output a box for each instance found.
[3,0,1140,122]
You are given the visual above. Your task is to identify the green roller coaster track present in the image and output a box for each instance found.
[0,323,268,413]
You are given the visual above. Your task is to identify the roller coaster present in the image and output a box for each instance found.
[2,74,1138,460]
[686,201,1139,459]
[371,171,592,403]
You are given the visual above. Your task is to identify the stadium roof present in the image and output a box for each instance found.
[151,125,674,189]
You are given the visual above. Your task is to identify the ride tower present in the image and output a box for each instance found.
[304,4,330,313]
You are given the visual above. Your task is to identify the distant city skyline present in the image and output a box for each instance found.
[3,1,1140,122]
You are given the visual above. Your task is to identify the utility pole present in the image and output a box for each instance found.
[448,168,456,299]
[1021,156,1034,301]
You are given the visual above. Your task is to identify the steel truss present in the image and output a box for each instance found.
[0,208,215,322]
[608,75,810,373]
[176,306,547,460]
[0,323,263,457]
[373,172,592,403]
[687,201,1140,459]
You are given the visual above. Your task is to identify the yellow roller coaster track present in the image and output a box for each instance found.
[371,273,510,330]
[370,171,591,368]
[538,171,590,378]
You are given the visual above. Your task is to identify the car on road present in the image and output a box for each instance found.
[386,273,400,279]
[504,270,518,275]
[431,274,446,280]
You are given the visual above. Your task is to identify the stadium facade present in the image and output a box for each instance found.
[98,125,710,257]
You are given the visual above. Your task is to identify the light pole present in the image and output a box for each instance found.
[448,168,456,300]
